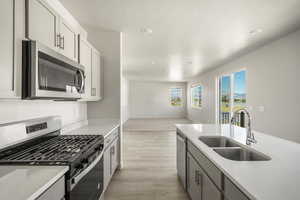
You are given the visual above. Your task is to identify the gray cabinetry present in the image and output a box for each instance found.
[26,0,60,51]
[177,133,186,189]
[37,176,65,200]
[26,0,79,61]
[103,128,120,190]
[187,153,221,200]
[181,139,250,200]
[91,48,102,100]
[0,0,15,97]
[224,177,250,200]
[187,140,222,190]
[59,18,78,61]
[187,153,202,199]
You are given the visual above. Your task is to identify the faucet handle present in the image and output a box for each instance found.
[246,136,257,145]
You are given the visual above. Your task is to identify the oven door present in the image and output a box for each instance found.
[22,40,85,100]
[68,154,104,200]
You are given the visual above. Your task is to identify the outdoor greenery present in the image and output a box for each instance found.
[170,88,183,106]
[191,85,202,108]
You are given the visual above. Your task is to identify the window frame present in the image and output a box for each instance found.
[216,69,247,124]
[169,87,184,107]
[190,83,203,110]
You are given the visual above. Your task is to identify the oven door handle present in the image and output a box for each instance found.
[70,151,103,190]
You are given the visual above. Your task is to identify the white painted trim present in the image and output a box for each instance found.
[216,68,247,124]
[190,84,203,110]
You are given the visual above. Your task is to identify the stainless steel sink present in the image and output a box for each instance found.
[199,136,241,148]
[213,148,271,161]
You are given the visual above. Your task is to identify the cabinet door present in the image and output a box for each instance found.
[110,137,119,174]
[187,153,202,200]
[60,19,78,61]
[202,168,222,200]
[177,134,186,189]
[91,49,101,100]
[0,0,15,97]
[26,0,59,51]
[79,38,92,99]
[37,176,65,200]
[103,147,111,190]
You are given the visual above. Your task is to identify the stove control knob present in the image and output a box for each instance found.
[76,164,83,170]
[95,146,102,151]
[81,159,89,164]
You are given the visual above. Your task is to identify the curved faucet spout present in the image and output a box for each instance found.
[230,108,257,145]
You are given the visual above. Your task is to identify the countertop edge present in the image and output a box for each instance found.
[27,166,69,200]
[176,125,257,200]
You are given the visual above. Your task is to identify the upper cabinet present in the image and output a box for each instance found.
[91,48,102,100]
[79,37,92,99]
[26,0,60,51]
[0,0,16,98]
[79,38,102,101]
[0,0,102,100]
[26,0,79,62]
[59,18,79,61]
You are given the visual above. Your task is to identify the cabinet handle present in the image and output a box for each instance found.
[56,34,61,48]
[195,170,202,185]
[61,35,65,50]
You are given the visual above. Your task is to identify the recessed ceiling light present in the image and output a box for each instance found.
[249,28,263,36]
[140,28,153,35]
[151,61,156,65]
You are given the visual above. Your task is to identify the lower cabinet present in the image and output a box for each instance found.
[182,140,251,200]
[37,176,65,200]
[187,152,222,200]
[103,130,120,190]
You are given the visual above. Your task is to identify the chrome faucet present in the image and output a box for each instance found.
[230,108,257,145]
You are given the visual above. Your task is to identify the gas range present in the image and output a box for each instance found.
[0,116,104,200]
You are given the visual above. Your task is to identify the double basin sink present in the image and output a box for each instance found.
[199,136,271,161]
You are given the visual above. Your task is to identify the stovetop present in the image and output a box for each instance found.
[0,135,104,165]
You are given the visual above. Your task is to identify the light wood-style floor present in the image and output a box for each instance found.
[104,119,190,200]
[123,118,191,132]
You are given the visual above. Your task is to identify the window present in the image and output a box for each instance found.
[218,70,246,125]
[191,85,202,109]
[170,87,183,106]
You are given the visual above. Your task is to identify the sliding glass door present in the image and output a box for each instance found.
[218,70,246,125]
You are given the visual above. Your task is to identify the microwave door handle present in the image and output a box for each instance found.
[79,70,85,93]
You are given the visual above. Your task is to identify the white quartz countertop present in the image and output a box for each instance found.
[63,118,120,138]
[176,124,300,200]
[0,165,68,200]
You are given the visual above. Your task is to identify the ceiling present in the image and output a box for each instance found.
[60,0,300,81]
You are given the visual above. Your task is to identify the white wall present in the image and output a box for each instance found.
[187,29,300,143]
[129,81,187,119]
[0,101,87,126]
[85,26,121,120]
[121,77,130,124]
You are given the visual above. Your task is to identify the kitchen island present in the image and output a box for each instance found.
[176,124,300,200]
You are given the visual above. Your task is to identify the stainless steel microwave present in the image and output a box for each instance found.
[22,40,85,100]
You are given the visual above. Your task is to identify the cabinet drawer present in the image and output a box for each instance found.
[104,128,119,148]
[37,176,65,200]
[187,140,222,190]
[224,177,250,200]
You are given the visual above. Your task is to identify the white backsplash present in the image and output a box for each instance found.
[0,100,87,126]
